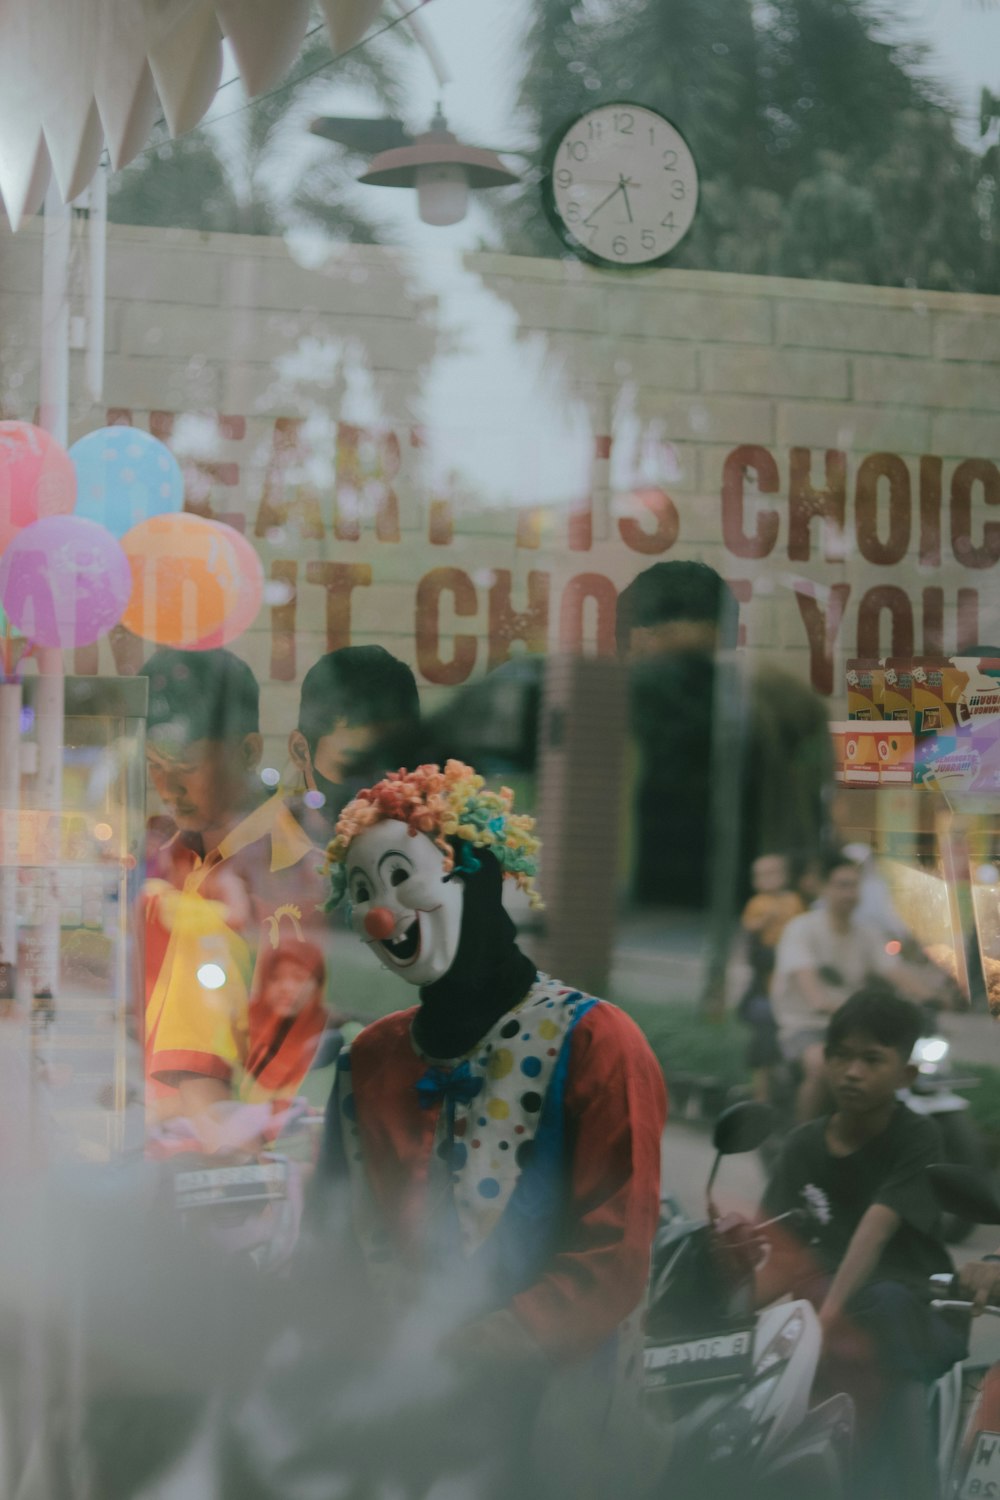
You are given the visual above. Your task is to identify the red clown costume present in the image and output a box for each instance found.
[319,761,667,1379]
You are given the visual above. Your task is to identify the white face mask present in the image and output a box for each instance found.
[346,819,464,987]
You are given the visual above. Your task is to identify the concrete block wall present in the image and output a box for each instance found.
[1,221,999,772]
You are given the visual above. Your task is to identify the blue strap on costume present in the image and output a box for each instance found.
[476,996,599,1302]
[319,1048,353,1182]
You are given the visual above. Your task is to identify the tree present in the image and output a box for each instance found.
[107,130,244,233]
[502,0,1000,294]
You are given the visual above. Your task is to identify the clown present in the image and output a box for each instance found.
[320,760,666,1393]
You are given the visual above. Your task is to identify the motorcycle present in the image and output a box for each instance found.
[901,1019,988,1245]
[148,1098,322,1270]
[923,1164,1000,1500]
[645,1101,854,1500]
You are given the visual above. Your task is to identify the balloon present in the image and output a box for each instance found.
[189,526,264,648]
[0,516,132,649]
[120,513,244,649]
[69,426,183,537]
[0,422,76,555]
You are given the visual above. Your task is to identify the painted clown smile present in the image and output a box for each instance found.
[381,917,421,966]
[347,821,465,986]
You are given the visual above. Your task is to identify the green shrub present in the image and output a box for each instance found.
[956,1064,1000,1164]
[614,999,750,1092]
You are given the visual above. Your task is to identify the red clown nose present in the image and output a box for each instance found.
[364,907,397,941]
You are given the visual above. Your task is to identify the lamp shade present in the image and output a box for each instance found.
[358,128,519,192]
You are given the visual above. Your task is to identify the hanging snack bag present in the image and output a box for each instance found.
[911,659,966,787]
[882,660,915,725]
[911,659,966,735]
[846,659,884,720]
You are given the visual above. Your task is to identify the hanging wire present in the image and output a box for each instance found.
[106,0,433,167]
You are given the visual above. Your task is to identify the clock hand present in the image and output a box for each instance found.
[618,175,635,223]
[582,182,623,227]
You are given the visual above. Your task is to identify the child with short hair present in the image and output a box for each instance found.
[759,986,964,1500]
[289,646,420,835]
[736,853,803,1101]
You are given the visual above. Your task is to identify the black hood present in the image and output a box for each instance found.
[412,843,536,1060]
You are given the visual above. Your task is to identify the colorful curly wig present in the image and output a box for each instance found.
[325,760,542,910]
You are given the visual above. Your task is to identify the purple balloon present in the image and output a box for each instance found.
[0,515,132,648]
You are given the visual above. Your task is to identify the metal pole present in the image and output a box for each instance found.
[0,681,21,1008]
[34,180,70,1019]
[39,182,71,445]
[85,166,107,406]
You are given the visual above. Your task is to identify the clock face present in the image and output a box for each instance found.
[545,104,698,268]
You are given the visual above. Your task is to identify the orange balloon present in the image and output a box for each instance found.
[189,525,264,648]
[120,513,243,648]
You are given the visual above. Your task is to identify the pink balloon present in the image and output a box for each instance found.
[0,515,132,648]
[189,525,264,648]
[0,422,76,555]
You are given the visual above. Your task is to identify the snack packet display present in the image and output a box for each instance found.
[875,724,914,785]
[843,723,880,785]
[917,735,976,792]
[953,657,1000,731]
[830,722,851,786]
[968,721,1000,795]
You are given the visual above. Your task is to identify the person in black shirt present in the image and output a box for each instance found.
[758,986,965,1500]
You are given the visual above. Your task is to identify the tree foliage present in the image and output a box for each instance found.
[502,0,1000,293]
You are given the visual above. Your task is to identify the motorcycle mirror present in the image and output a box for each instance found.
[928,1163,1000,1226]
[706,1103,776,1211]
[712,1102,776,1157]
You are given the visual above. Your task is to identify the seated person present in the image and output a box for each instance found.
[773,851,943,1120]
[758,987,965,1500]
[736,852,804,1102]
[141,647,329,1125]
[288,646,420,837]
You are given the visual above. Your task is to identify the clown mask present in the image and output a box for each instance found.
[346,819,464,986]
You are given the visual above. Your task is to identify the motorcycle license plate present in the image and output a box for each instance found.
[644,1327,754,1390]
[175,1162,288,1209]
[961,1432,1000,1498]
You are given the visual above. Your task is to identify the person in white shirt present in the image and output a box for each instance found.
[774,853,939,1120]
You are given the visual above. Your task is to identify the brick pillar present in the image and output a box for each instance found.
[533,655,627,999]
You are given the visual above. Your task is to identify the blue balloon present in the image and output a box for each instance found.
[69,426,183,537]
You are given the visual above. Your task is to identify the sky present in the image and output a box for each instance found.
[892,0,1000,144]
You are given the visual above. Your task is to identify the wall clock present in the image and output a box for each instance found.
[542,103,699,269]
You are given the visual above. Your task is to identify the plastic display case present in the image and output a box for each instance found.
[835,784,999,1010]
[13,675,148,1158]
